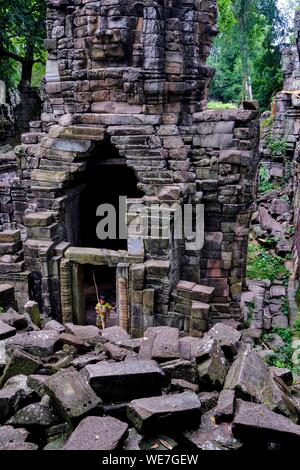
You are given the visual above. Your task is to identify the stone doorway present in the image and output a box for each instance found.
[78,139,143,251]
[61,249,130,330]
[84,264,117,327]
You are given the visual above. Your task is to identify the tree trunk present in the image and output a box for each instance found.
[20,45,34,87]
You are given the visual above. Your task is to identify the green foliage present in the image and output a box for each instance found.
[207,101,237,109]
[258,236,278,247]
[0,0,46,88]
[266,325,300,375]
[294,318,300,339]
[0,306,4,314]
[265,135,288,155]
[281,297,290,317]
[217,0,236,33]
[286,226,296,235]
[261,115,275,129]
[209,0,288,110]
[273,326,293,343]
[258,166,276,193]
[247,243,290,282]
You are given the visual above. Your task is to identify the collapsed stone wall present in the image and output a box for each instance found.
[273,12,300,275]
[0,0,260,337]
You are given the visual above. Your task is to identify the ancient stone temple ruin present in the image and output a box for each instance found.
[0,0,260,337]
[275,11,300,279]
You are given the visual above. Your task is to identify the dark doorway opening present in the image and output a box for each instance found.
[84,264,117,327]
[79,140,143,251]
[28,271,43,313]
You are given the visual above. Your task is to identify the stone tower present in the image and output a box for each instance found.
[0,0,260,337]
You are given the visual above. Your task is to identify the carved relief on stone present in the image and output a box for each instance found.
[81,1,143,66]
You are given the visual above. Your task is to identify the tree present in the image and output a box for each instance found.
[209,0,288,110]
[0,0,46,89]
[233,0,253,100]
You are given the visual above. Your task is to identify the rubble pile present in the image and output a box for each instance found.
[0,315,299,451]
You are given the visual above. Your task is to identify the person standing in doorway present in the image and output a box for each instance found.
[95,295,112,329]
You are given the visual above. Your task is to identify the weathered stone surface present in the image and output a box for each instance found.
[198,391,220,413]
[5,331,61,357]
[104,343,136,361]
[7,395,59,429]
[0,425,29,449]
[65,323,100,341]
[139,327,179,362]
[0,308,28,329]
[0,441,38,450]
[161,359,197,384]
[195,338,229,389]
[127,392,201,435]
[214,390,236,423]
[101,326,130,344]
[270,367,293,386]
[27,374,48,398]
[123,428,142,451]
[71,353,105,370]
[179,336,201,360]
[44,320,65,333]
[233,400,300,445]
[0,349,41,387]
[224,348,298,421]
[206,323,241,356]
[225,348,269,398]
[184,409,242,450]
[24,301,41,328]
[170,379,199,394]
[64,416,128,450]
[0,230,20,243]
[0,320,16,340]
[82,360,166,403]
[0,374,36,423]
[59,333,89,351]
[44,367,102,424]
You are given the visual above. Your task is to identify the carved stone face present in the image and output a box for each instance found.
[86,1,142,63]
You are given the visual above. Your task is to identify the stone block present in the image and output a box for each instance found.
[64,416,128,450]
[82,360,166,403]
[5,331,61,358]
[233,400,300,445]
[139,326,179,362]
[0,320,16,340]
[44,367,103,425]
[127,392,201,435]
[0,349,41,388]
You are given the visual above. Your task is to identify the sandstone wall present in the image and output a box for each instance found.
[0,0,260,336]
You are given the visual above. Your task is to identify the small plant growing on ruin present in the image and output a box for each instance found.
[258,166,277,194]
[286,226,296,235]
[281,297,290,317]
[265,136,288,156]
[247,243,290,283]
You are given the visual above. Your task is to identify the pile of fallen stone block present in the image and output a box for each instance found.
[0,313,300,450]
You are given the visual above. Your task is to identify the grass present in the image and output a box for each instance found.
[207,101,237,109]
[258,166,277,193]
[281,297,290,317]
[265,135,288,156]
[247,243,290,284]
[264,325,300,376]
